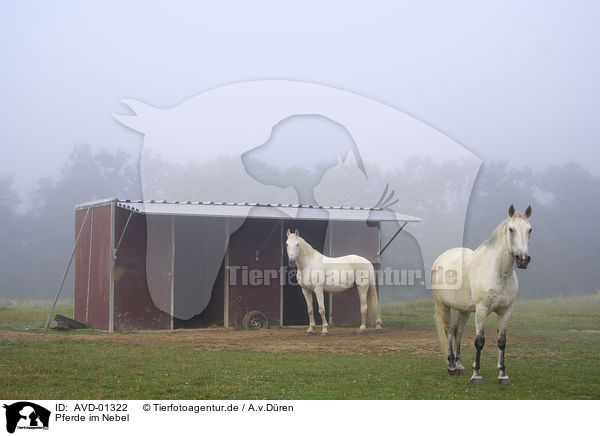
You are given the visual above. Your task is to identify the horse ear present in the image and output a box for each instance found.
[525,205,532,218]
[286,229,290,237]
[295,229,299,237]
[508,204,515,217]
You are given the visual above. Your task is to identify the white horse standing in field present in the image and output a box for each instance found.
[432,204,532,385]
[285,229,382,336]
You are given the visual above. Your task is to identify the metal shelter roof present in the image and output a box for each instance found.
[75,198,421,223]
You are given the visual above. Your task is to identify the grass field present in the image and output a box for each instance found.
[0,296,599,399]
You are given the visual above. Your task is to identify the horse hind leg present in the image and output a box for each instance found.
[434,300,456,374]
[453,311,470,376]
[356,284,369,335]
[367,282,382,333]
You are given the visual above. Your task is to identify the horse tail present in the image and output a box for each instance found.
[366,280,379,326]
[434,299,449,362]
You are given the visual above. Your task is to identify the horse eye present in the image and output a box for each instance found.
[529,228,532,234]
[509,228,514,233]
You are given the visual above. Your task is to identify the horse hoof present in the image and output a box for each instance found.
[456,368,467,376]
[447,367,457,376]
[375,327,383,333]
[498,376,512,385]
[306,331,314,336]
[320,332,328,337]
[470,376,484,386]
[356,330,364,335]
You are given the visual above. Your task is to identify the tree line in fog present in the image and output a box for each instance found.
[1,144,598,299]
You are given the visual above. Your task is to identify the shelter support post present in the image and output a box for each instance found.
[45,206,92,329]
[85,208,95,323]
[377,222,408,257]
[224,218,230,328]
[170,215,175,330]
[279,220,284,327]
[109,201,115,332]
[113,210,134,256]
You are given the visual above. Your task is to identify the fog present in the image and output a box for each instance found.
[1,144,598,300]
[1,2,599,300]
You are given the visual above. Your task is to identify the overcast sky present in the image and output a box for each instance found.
[1,1,599,194]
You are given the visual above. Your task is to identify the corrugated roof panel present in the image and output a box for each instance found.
[113,199,421,222]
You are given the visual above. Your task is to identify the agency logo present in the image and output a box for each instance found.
[3,402,50,434]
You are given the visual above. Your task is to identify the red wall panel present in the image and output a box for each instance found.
[73,205,111,330]
[228,219,281,327]
[113,209,172,330]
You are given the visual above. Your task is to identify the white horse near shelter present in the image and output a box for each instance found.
[285,229,382,336]
[432,204,532,385]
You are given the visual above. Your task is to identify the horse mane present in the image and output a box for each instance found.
[479,218,509,250]
[479,213,528,250]
[298,236,316,256]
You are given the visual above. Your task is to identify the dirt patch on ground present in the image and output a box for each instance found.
[0,326,442,356]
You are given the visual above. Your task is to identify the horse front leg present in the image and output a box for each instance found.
[313,286,329,336]
[301,288,316,336]
[496,305,513,385]
[471,304,488,385]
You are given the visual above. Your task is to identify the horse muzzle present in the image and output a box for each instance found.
[288,258,296,267]
[515,254,531,269]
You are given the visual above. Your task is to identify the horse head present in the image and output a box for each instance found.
[286,229,301,267]
[507,204,533,269]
